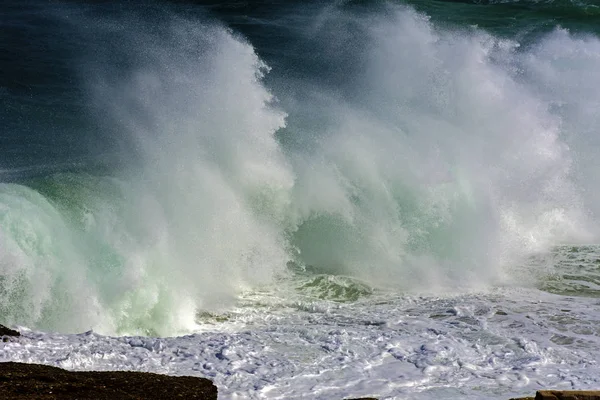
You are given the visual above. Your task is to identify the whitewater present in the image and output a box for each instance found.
[2,1,600,398]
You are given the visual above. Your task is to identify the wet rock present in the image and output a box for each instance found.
[0,324,20,338]
[0,361,217,399]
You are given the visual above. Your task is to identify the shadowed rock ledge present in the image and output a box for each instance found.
[0,362,217,399]
[0,324,217,399]
[512,391,600,400]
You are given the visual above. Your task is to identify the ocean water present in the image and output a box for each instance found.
[2,0,600,398]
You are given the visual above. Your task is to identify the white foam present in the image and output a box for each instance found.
[2,286,600,400]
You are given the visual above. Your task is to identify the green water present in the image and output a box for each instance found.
[537,245,600,298]
[405,0,600,38]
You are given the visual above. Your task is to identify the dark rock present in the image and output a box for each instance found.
[511,391,600,400]
[0,324,20,337]
[0,361,217,399]
[536,390,600,400]
[345,398,379,400]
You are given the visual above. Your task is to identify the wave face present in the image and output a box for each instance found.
[1,2,600,335]
[1,12,295,335]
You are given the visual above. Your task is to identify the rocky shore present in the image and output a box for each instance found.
[0,362,217,400]
[0,325,217,399]
[1,325,599,400]
[511,392,600,400]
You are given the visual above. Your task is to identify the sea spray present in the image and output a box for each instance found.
[522,28,600,222]
[85,15,295,300]
[284,6,592,288]
[1,14,295,335]
[0,3,597,336]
